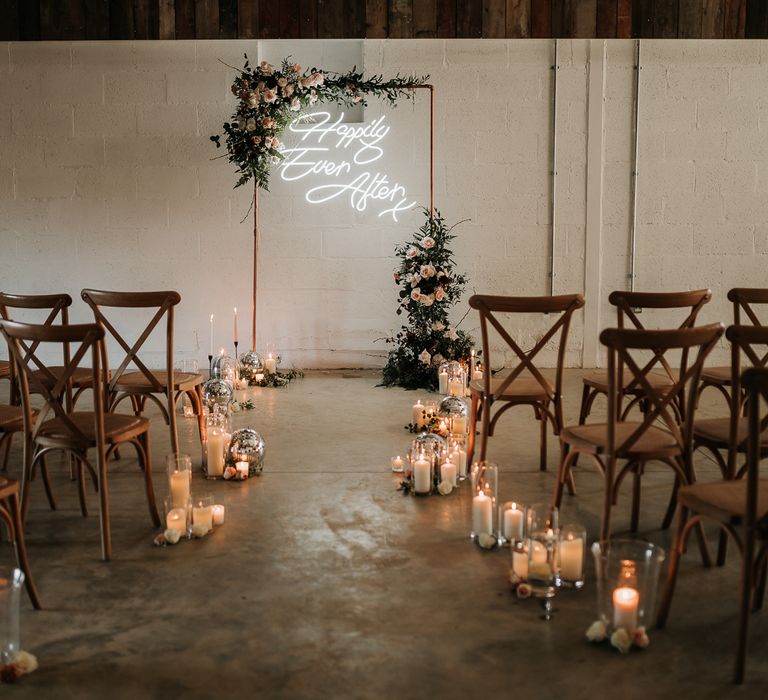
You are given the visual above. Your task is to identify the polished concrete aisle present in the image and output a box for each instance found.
[6,371,767,699]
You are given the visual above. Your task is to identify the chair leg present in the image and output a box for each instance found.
[716,529,729,567]
[1,433,12,472]
[656,505,689,628]
[630,464,642,533]
[754,558,767,612]
[479,399,491,462]
[39,454,57,512]
[600,461,616,542]
[139,433,160,528]
[694,521,713,569]
[538,407,548,472]
[76,457,89,518]
[96,447,112,562]
[193,387,205,445]
[661,478,680,530]
[8,492,42,609]
[734,538,756,684]
[554,445,578,510]
[168,392,180,455]
[466,394,480,468]
[578,384,592,425]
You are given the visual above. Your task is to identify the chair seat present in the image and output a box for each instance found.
[0,405,24,432]
[0,475,19,498]
[583,368,677,393]
[30,366,94,388]
[693,417,768,450]
[37,412,149,445]
[113,370,203,393]
[700,366,731,385]
[678,479,768,525]
[469,375,553,402]
[0,360,9,379]
[561,421,680,457]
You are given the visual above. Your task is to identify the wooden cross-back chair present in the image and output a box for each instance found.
[0,319,160,561]
[578,289,712,426]
[80,289,204,454]
[657,365,768,685]
[554,323,724,542]
[699,288,768,410]
[466,293,585,474]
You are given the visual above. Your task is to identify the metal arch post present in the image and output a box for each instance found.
[629,39,642,294]
[549,39,559,297]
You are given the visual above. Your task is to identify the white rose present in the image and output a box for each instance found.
[230,401,240,412]
[419,349,431,365]
[585,621,607,642]
[309,93,318,105]
[263,89,277,103]
[290,97,301,111]
[164,528,181,544]
[191,523,209,538]
[259,61,274,74]
[435,287,445,302]
[13,651,38,675]
[410,288,421,301]
[421,236,435,249]
[437,480,453,495]
[277,77,288,88]
[246,119,256,132]
[419,264,436,278]
[420,294,435,307]
[477,532,496,549]
[610,628,632,654]
[410,274,421,287]
[431,321,446,331]
[284,84,295,96]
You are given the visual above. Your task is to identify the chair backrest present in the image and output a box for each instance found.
[469,294,585,402]
[601,323,724,469]
[728,288,768,327]
[741,367,768,535]
[0,320,107,449]
[608,289,712,388]
[0,292,75,402]
[724,325,768,477]
[80,289,180,394]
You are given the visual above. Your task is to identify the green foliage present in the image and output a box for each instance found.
[381,210,474,390]
[211,56,428,191]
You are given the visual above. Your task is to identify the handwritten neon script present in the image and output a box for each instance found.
[279,112,417,222]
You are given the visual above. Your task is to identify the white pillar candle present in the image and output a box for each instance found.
[412,400,424,428]
[165,507,187,532]
[472,491,493,535]
[264,354,277,374]
[233,307,238,344]
[472,369,483,381]
[212,504,225,526]
[503,506,524,541]
[440,461,457,487]
[209,314,214,357]
[438,371,448,395]
[206,432,225,477]
[235,461,249,479]
[530,540,547,563]
[448,379,463,397]
[512,549,528,579]
[451,415,467,435]
[612,587,640,633]
[413,457,431,494]
[192,503,213,531]
[558,537,584,581]
[169,470,190,509]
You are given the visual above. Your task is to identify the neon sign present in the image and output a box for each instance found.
[279,112,417,222]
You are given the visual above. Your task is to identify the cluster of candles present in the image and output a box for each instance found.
[208,309,279,385]
[166,454,225,537]
[410,399,468,435]
[204,410,251,480]
[392,435,469,494]
[437,352,483,396]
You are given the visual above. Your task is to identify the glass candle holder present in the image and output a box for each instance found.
[526,502,559,535]
[0,567,24,663]
[166,453,192,509]
[164,496,191,537]
[391,455,405,473]
[202,412,227,479]
[438,396,468,436]
[437,361,450,395]
[410,447,434,496]
[591,539,665,636]
[511,541,529,582]
[192,494,215,532]
[438,457,458,488]
[528,529,559,619]
[226,428,266,478]
[470,461,498,540]
[448,435,468,481]
[500,501,527,546]
[557,523,586,589]
[447,361,465,397]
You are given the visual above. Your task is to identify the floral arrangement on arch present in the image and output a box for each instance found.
[211,56,427,190]
[381,210,474,390]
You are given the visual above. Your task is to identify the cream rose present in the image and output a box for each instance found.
[284,84,295,96]
[13,651,38,675]
[261,116,275,128]
[406,246,418,258]
[431,321,446,331]
[419,349,431,365]
[419,264,436,278]
[421,236,435,249]
[246,119,256,132]
[263,89,277,103]
[410,288,421,301]
[420,294,435,307]
[164,528,181,544]
[435,287,445,301]
[290,97,301,111]
[277,77,288,88]
[610,628,632,654]
[585,621,607,642]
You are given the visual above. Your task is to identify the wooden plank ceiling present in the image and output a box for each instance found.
[1,1,767,41]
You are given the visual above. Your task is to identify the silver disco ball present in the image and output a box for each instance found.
[438,396,468,420]
[227,428,266,475]
[238,350,263,382]
[212,354,237,386]
[413,432,447,454]
[201,377,233,410]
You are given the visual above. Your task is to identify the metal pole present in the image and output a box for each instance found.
[629,39,641,294]
[252,183,259,351]
[549,40,559,296]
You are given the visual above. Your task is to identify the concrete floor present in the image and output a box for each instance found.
[3,370,766,699]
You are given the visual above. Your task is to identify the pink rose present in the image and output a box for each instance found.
[419,264,436,278]
[261,116,275,128]
[292,63,302,73]
[421,236,435,249]
[410,288,421,301]
[406,247,418,259]
[263,89,277,103]
[435,287,445,301]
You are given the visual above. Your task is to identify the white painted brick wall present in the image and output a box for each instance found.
[1,39,766,368]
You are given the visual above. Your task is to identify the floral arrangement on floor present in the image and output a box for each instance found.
[381,210,474,390]
[238,363,304,388]
[0,651,38,684]
[211,56,427,190]
[586,620,650,653]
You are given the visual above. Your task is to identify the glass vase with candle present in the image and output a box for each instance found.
[500,501,527,546]
[212,352,237,387]
[447,435,468,481]
[526,502,559,535]
[164,496,191,538]
[409,446,434,496]
[447,361,465,397]
[557,524,586,589]
[226,428,266,478]
[591,539,665,636]
[438,396,468,437]
[470,461,498,542]
[192,494,215,533]
[437,361,450,395]
[202,412,227,479]
[528,529,558,620]
[238,350,263,385]
[0,567,24,663]
[167,453,192,509]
